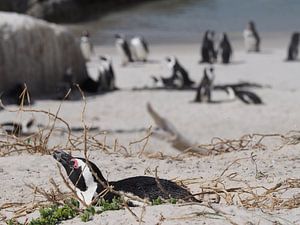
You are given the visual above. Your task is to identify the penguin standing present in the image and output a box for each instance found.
[194,66,215,103]
[115,34,133,66]
[200,30,217,63]
[98,56,116,92]
[130,36,149,62]
[164,56,194,88]
[219,33,233,64]
[243,21,260,52]
[80,31,94,62]
[53,150,199,205]
[286,32,299,61]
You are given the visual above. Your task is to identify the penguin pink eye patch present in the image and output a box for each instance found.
[71,159,79,169]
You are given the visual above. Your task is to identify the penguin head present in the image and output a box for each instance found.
[81,30,90,38]
[165,56,176,67]
[53,150,89,192]
[99,55,108,61]
[114,34,124,39]
[248,21,256,31]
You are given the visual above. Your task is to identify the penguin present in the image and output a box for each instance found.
[114,34,134,66]
[286,32,299,61]
[219,33,233,64]
[243,21,260,52]
[163,56,194,88]
[194,66,215,103]
[0,119,35,136]
[98,56,116,91]
[80,30,94,62]
[130,36,149,62]
[226,87,263,104]
[53,150,199,205]
[200,30,217,63]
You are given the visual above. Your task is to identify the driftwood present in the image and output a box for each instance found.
[146,103,209,154]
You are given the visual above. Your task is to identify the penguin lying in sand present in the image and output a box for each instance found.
[225,87,263,104]
[53,150,199,205]
[0,119,35,136]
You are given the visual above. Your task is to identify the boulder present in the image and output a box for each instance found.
[0,12,86,95]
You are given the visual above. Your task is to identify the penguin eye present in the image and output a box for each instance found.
[71,159,79,169]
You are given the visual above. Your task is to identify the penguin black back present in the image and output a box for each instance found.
[53,151,199,205]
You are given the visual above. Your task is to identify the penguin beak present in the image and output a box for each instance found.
[53,150,72,166]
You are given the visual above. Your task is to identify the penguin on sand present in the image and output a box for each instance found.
[243,21,261,52]
[286,32,299,61]
[53,150,200,206]
[130,36,149,62]
[160,56,194,88]
[194,66,215,103]
[219,33,233,64]
[80,30,94,62]
[115,34,134,66]
[200,30,217,63]
[98,56,116,92]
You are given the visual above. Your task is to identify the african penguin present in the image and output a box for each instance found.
[53,150,199,205]
[0,119,35,136]
[130,36,149,62]
[114,34,133,66]
[219,33,233,64]
[226,87,263,104]
[80,30,94,62]
[163,56,194,88]
[194,66,215,103]
[286,32,299,61]
[98,56,116,91]
[243,21,260,52]
[200,30,217,64]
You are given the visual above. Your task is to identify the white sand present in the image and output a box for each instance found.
[0,40,300,224]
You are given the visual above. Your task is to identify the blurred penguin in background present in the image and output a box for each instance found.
[286,32,299,61]
[130,36,149,62]
[194,66,215,103]
[200,30,217,63]
[80,30,94,61]
[98,56,116,92]
[219,33,233,64]
[243,21,260,52]
[115,34,133,66]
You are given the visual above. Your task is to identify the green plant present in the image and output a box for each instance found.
[97,197,123,212]
[152,197,163,205]
[80,206,96,222]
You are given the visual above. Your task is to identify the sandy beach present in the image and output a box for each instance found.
[0,38,300,224]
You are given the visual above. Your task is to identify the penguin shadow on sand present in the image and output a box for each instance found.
[192,66,265,105]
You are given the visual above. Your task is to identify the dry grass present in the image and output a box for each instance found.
[0,88,299,224]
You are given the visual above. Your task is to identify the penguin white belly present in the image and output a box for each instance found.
[243,30,257,52]
[131,39,147,61]
[80,42,93,61]
[116,43,129,64]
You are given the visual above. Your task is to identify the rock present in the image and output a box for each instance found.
[0,12,86,95]
[0,0,156,23]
